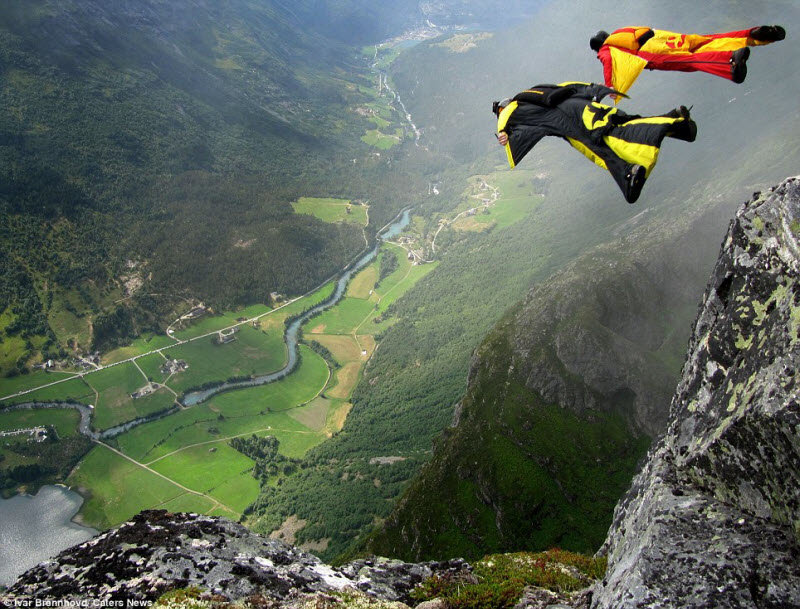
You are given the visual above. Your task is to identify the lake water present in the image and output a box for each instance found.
[0,485,97,586]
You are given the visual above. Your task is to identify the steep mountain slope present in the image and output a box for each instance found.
[593,177,800,608]
[363,191,728,561]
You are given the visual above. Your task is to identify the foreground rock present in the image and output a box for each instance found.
[1,510,467,604]
[593,177,800,608]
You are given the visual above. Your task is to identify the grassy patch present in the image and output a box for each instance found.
[67,444,216,529]
[85,362,175,430]
[346,264,378,299]
[149,443,258,514]
[291,197,368,226]
[165,326,287,394]
[0,376,94,406]
[172,313,244,341]
[433,32,493,53]
[0,369,78,399]
[412,550,605,609]
[309,334,363,364]
[137,352,171,384]
[327,362,361,399]
[307,297,375,335]
[287,396,335,432]
[0,407,81,436]
[116,345,329,463]
[101,333,176,365]
[361,129,402,150]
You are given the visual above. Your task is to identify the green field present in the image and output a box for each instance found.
[307,297,375,335]
[85,362,175,430]
[67,444,221,529]
[165,326,287,394]
[361,128,402,150]
[0,376,94,406]
[347,264,378,299]
[136,352,170,384]
[73,346,332,524]
[171,313,243,341]
[0,307,28,371]
[0,408,81,437]
[149,443,259,513]
[0,370,78,399]
[101,333,176,365]
[291,197,368,226]
[116,345,330,462]
[357,243,438,333]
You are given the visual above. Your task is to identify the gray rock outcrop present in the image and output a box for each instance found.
[0,510,467,604]
[593,177,800,608]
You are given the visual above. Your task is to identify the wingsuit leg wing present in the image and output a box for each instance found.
[568,104,697,203]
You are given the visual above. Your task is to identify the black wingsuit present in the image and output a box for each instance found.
[496,82,696,202]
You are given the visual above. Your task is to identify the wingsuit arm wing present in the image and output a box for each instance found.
[504,124,547,169]
[597,47,615,89]
[603,47,648,101]
[497,102,547,169]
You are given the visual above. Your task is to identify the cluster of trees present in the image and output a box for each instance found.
[229,434,300,483]
[0,432,93,493]
[249,457,421,560]
[375,249,399,289]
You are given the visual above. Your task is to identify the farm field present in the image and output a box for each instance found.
[452,171,539,233]
[165,326,287,395]
[85,362,174,430]
[0,370,78,399]
[0,408,81,437]
[291,197,368,226]
[101,333,176,365]
[356,243,438,334]
[148,443,259,514]
[115,345,330,462]
[361,128,402,150]
[307,298,375,335]
[67,444,222,529]
[9,230,434,533]
[136,352,171,384]
[0,376,94,407]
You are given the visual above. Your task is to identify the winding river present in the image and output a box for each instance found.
[0,209,411,586]
[3,208,410,438]
[181,208,410,406]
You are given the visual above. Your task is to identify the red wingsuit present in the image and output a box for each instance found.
[592,26,785,98]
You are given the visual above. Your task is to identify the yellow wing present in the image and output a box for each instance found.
[609,47,648,102]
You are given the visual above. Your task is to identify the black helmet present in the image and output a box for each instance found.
[590,30,609,52]
[492,98,511,115]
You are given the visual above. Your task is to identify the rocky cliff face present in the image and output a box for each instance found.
[593,177,800,608]
[1,509,467,605]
